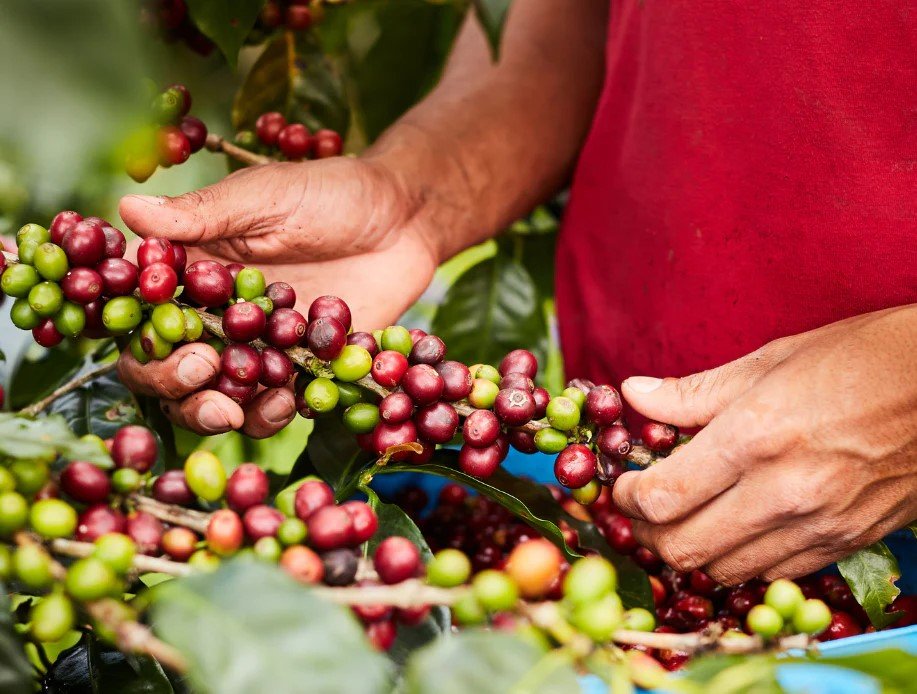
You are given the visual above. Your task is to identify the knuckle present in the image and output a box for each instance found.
[656,535,702,573]
[705,563,747,586]
[634,479,681,524]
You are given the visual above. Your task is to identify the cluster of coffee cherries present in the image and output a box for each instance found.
[126,83,208,183]
[257,0,319,33]
[139,1,215,56]
[234,111,343,161]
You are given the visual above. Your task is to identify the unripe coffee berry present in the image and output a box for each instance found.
[33,243,69,281]
[571,593,623,642]
[534,427,568,454]
[102,296,143,334]
[505,539,563,599]
[30,592,75,643]
[30,499,77,539]
[426,549,472,588]
[546,396,580,431]
[150,303,186,343]
[564,556,617,604]
[1,263,40,298]
[254,536,282,563]
[14,544,54,589]
[277,517,308,546]
[792,599,832,635]
[0,492,29,536]
[764,578,805,619]
[571,479,601,506]
[162,527,198,561]
[472,570,519,612]
[28,281,63,317]
[623,607,656,632]
[281,545,324,584]
[184,450,227,502]
[468,378,500,409]
[374,536,421,584]
[381,325,413,355]
[747,604,784,638]
[342,403,380,435]
[331,345,372,382]
[158,126,191,166]
[93,533,137,574]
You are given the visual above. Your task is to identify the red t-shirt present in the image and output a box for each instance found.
[557,1,917,389]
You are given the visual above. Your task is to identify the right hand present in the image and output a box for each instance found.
[116,156,439,437]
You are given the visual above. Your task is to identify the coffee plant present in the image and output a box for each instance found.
[0,2,913,693]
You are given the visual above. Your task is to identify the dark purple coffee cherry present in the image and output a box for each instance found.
[499,349,538,378]
[414,402,459,444]
[221,343,262,385]
[62,221,106,267]
[499,372,534,392]
[409,335,446,365]
[554,444,597,489]
[458,443,505,478]
[642,421,679,452]
[508,430,537,454]
[401,364,444,406]
[532,387,550,419]
[596,425,632,459]
[151,470,195,505]
[97,258,139,297]
[222,302,266,342]
[462,409,501,448]
[307,295,351,331]
[434,361,472,401]
[179,115,208,153]
[60,268,103,305]
[595,453,627,486]
[306,316,347,360]
[347,331,379,358]
[379,392,414,424]
[111,426,157,473]
[322,548,359,586]
[214,374,257,406]
[265,308,307,348]
[60,462,111,504]
[265,282,296,309]
[493,388,536,426]
[585,385,623,426]
[259,347,295,387]
[183,260,233,307]
[101,226,126,259]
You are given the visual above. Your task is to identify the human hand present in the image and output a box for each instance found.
[116,157,439,436]
[613,305,917,584]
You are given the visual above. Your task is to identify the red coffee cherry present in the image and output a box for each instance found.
[379,392,414,424]
[373,536,421,584]
[277,124,311,160]
[265,281,296,309]
[372,421,418,459]
[312,129,343,159]
[493,388,536,426]
[458,441,506,478]
[265,308,307,348]
[365,620,396,651]
[414,402,459,444]
[101,225,126,259]
[97,258,139,297]
[76,505,126,542]
[259,347,295,387]
[508,430,537,453]
[307,506,355,551]
[62,220,106,267]
[340,501,378,544]
[226,263,244,281]
[60,268,103,305]
[372,350,409,388]
[60,461,111,504]
[179,115,208,153]
[293,480,335,521]
[139,262,178,304]
[162,527,198,561]
[401,364,444,406]
[243,504,284,541]
[585,385,623,426]
[256,111,288,146]
[409,335,446,365]
[213,374,257,406]
[158,126,191,166]
[281,545,324,584]
[221,344,262,386]
[126,511,165,555]
[222,302,266,342]
[347,332,379,358]
[499,349,538,378]
[408,329,427,345]
[499,373,534,392]
[151,470,195,505]
[305,316,347,360]
[170,242,187,279]
[307,295,351,331]
[462,409,501,447]
[532,387,550,419]
[351,581,394,623]
[49,210,83,245]
[137,238,175,269]
[642,421,679,452]
[182,260,234,307]
[226,463,269,512]
[285,5,312,31]
[553,444,597,489]
[596,425,632,460]
[434,361,472,401]
[32,319,64,347]
[168,83,192,115]
[111,425,158,473]
[603,513,637,554]
[438,483,467,507]
[206,509,244,556]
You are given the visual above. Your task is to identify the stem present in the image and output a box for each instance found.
[204,133,273,167]
[132,495,211,534]
[17,361,119,418]
[48,538,192,577]
[313,579,467,608]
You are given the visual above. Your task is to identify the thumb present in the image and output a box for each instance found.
[622,356,766,428]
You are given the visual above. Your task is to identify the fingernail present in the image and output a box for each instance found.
[626,377,663,394]
[262,390,293,424]
[125,194,167,207]
[198,401,231,431]
[177,353,217,386]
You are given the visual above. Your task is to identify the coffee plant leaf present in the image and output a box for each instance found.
[8,346,83,410]
[50,367,140,441]
[185,0,264,68]
[404,630,580,694]
[0,414,111,467]
[150,559,390,694]
[837,541,902,629]
[0,586,31,694]
[43,636,174,694]
[431,247,548,381]
[377,455,652,610]
[472,0,513,58]
[785,649,917,693]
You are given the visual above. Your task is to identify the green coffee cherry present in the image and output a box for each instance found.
[747,604,784,638]
[250,296,273,316]
[336,382,364,408]
[93,533,137,574]
[10,298,41,330]
[331,346,372,382]
[234,130,258,150]
[622,607,656,632]
[102,296,143,334]
[14,544,54,589]
[277,518,307,546]
[184,451,226,502]
[112,468,142,494]
[0,492,29,535]
[17,223,50,247]
[53,301,86,338]
[534,428,568,454]
[17,239,40,265]
[563,556,617,605]
[79,434,109,458]
[304,377,339,413]
[792,599,832,636]
[426,549,471,588]
[151,89,183,125]
[371,330,383,350]
[33,243,69,281]
[151,303,186,343]
[472,570,519,612]
[275,479,311,517]
[182,307,204,342]
[560,387,586,411]
[571,479,601,506]
[342,403,379,434]
[571,593,623,642]
[10,459,50,496]
[139,320,173,360]
[451,593,486,625]
[764,578,805,619]
[28,281,64,317]
[254,536,282,562]
[546,396,580,431]
[0,468,15,494]
[129,331,151,365]
[65,557,118,601]
[30,592,75,642]
[30,499,78,539]
[467,379,500,409]
[189,549,221,573]
[473,365,501,384]
[1,263,40,298]
[235,268,266,301]
[381,326,412,356]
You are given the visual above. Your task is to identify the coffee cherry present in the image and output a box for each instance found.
[150,303,186,343]
[30,592,75,642]
[500,373,534,392]
[822,611,863,640]
[183,260,233,307]
[451,592,486,626]
[10,299,40,330]
[9,459,50,497]
[583,385,623,426]
[136,240,173,271]
[255,112,287,146]
[65,556,119,603]
[152,470,195,505]
[374,536,421,584]
[221,301,265,343]
[60,461,111,503]
[62,220,106,267]
[546,396,580,431]
[746,604,784,638]
[215,374,257,406]
[30,498,78,539]
[331,345,373,382]
[466,378,498,409]
[281,545,324,584]
[232,269,264,303]
[278,124,311,160]
[764,578,805,619]
[409,335,446,365]
[285,3,313,30]
[259,346,295,387]
[379,392,414,424]
[50,302,85,339]
[642,421,678,452]
[179,115,207,153]
[343,332,376,359]
[50,211,82,245]
[226,463,270,512]
[414,402,458,444]
[530,387,550,420]
[342,403,380,435]
[304,316,346,361]
[307,506,355,551]
[564,556,617,606]
[158,126,191,166]
[381,325,413,355]
[265,308,307,348]
[533,427,567,454]
[0,470,14,494]
[499,349,538,378]
[243,504,284,541]
[472,570,519,612]
[427,362,470,403]
[1,263,40,298]
[307,295,351,330]
[162,527,198,561]
[554,444,597,489]
[189,549,221,573]
[340,501,378,544]
[458,441,505,478]
[221,343,262,386]
[571,593,623,642]
[207,509,244,556]
[28,281,63,317]
[76,505,126,542]
[111,425,157,473]
[571,479,601,505]
[462,409,501,448]
[102,296,143,334]
[372,420,418,459]
[151,88,184,124]
[294,480,335,521]
[304,377,340,413]
[793,599,832,635]
[30,243,68,283]
[96,258,138,297]
[277,517,308,546]
[426,549,471,587]
[337,383,365,408]
[371,350,409,388]
[505,539,563,599]
[494,388,536,426]
[184,450,226,502]
[401,364,444,405]
[124,511,163,555]
[595,425,632,461]
[57,268,101,306]
[138,320,172,360]
[322,548,359,586]
[265,281,296,309]
[179,308,202,342]
[0,492,29,536]
[13,543,53,589]
[312,129,343,158]
[16,224,50,253]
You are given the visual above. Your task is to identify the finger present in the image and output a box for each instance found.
[117,343,220,400]
[241,387,297,439]
[612,422,742,524]
[160,390,245,435]
[759,548,838,583]
[704,526,818,585]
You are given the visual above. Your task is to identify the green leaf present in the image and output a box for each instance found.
[43,636,174,694]
[0,413,112,467]
[150,559,391,694]
[289,414,371,493]
[836,541,901,628]
[8,345,83,410]
[49,368,140,441]
[404,630,580,694]
[375,456,652,610]
[791,649,917,694]
[185,0,264,68]
[431,247,548,377]
[472,0,512,58]
[0,585,31,694]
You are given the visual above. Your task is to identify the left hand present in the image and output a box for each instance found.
[613,305,917,584]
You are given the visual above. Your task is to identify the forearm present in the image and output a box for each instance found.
[365,0,608,263]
